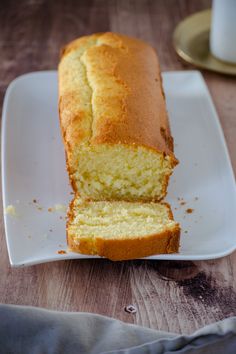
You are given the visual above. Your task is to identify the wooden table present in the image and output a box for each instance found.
[0,0,235,334]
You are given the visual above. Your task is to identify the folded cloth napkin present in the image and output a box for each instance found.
[0,304,235,354]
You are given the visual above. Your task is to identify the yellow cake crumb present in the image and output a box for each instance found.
[4,205,17,217]
[54,204,67,212]
[48,204,67,213]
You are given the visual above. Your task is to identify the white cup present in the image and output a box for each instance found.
[210,0,236,63]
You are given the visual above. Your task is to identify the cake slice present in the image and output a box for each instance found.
[67,198,180,261]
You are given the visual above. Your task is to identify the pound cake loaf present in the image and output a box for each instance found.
[67,198,180,261]
[60,32,180,260]
[59,32,178,202]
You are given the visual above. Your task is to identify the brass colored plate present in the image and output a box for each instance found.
[173,9,236,75]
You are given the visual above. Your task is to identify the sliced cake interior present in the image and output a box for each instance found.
[69,144,176,202]
[67,198,180,261]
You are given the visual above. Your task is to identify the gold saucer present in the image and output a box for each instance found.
[173,9,236,76]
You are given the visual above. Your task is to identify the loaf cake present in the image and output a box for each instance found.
[59,32,178,202]
[59,33,180,260]
[68,198,180,261]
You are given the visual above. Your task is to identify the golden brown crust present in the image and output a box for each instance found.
[95,227,180,261]
[67,198,180,261]
[58,32,178,163]
[68,227,180,261]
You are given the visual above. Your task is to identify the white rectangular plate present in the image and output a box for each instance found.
[2,70,236,267]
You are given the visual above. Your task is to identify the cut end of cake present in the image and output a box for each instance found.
[67,198,180,261]
[68,143,177,202]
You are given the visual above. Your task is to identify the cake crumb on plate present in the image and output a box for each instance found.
[4,205,17,217]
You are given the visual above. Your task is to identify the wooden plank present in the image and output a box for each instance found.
[0,0,235,334]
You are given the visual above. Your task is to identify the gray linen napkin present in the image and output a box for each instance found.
[0,304,235,354]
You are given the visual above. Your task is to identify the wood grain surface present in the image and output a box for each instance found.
[0,0,236,334]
